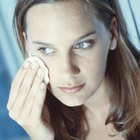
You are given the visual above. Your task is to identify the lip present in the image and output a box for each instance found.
[58,83,85,94]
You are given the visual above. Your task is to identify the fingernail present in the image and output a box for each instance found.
[40,82,45,90]
[31,62,37,70]
[23,61,30,68]
[37,68,43,76]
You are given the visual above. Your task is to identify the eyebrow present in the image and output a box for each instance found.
[76,31,96,41]
[33,31,96,46]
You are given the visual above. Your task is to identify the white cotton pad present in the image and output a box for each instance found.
[26,56,49,84]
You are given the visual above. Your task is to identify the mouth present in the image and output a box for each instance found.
[58,83,85,94]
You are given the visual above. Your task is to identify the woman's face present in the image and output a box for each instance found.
[25,1,113,106]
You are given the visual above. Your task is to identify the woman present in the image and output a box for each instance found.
[7,0,140,140]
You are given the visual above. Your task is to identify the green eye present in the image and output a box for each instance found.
[38,47,56,55]
[74,39,95,49]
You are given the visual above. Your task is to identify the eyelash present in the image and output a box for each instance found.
[38,39,95,55]
[38,47,56,55]
[74,39,95,50]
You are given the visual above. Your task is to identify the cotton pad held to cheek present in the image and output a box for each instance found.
[25,56,50,84]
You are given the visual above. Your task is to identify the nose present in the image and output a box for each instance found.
[60,55,80,76]
[65,63,80,75]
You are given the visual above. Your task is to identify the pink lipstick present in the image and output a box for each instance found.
[58,84,85,94]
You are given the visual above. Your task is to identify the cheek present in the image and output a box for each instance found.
[26,49,58,83]
[49,67,58,83]
[84,46,109,80]
[43,60,60,84]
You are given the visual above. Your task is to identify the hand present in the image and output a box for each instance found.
[7,60,54,140]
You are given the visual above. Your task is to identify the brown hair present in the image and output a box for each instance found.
[13,0,140,139]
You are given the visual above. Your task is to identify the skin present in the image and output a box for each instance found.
[7,1,123,140]
[25,1,113,107]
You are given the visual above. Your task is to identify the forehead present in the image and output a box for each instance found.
[25,1,101,43]
[26,1,94,27]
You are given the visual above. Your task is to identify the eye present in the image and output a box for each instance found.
[74,39,95,49]
[38,47,56,55]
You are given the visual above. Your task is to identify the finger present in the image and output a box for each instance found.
[27,56,49,84]
[7,61,30,110]
[9,62,39,120]
[31,82,47,119]
[17,68,46,123]
[19,84,48,128]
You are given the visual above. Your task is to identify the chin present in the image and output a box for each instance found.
[62,102,83,107]
[59,98,85,107]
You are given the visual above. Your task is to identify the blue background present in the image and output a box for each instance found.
[0,0,140,140]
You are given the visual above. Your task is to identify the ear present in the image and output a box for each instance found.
[22,31,31,57]
[109,17,118,50]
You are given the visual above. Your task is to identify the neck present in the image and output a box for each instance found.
[84,77,112,124]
